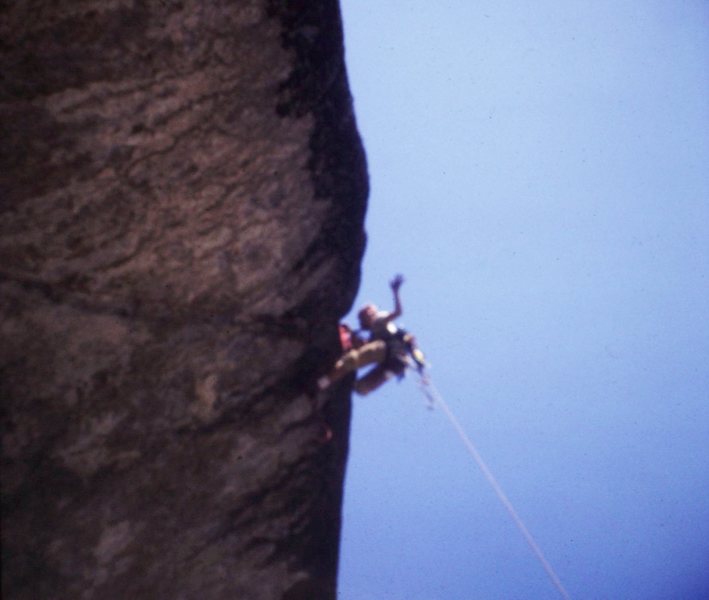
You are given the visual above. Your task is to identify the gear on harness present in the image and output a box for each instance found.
[376,325,427,378]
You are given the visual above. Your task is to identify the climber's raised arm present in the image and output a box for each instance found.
[382,274,404,323]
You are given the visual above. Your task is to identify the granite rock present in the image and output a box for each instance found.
[1,1,367,598]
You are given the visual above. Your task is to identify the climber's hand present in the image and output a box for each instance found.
[390,274,404,291]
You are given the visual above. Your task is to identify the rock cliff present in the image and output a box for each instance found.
[1,1,367,598]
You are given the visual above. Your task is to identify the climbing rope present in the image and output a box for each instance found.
[416,373,571,600]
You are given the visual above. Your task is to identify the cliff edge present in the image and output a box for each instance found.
[1,1,367,598]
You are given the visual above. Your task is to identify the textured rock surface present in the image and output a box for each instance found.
[1,1,367,598]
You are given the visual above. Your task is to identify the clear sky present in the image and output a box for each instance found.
[336,2,709,599]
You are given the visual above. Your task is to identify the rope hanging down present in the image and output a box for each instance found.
[416,374,571,600]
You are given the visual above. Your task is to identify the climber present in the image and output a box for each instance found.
[318,274,425,395]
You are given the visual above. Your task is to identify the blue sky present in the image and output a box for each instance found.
[336,2,709,599]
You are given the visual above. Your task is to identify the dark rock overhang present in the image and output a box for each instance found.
[0,1,367,598]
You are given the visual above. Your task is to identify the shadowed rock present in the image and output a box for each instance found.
[1,1,367,598]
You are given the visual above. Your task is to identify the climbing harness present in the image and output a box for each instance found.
[339,319,427,381]
[415,370,571,600]
[380,328,426,377]
[359,322,427,379]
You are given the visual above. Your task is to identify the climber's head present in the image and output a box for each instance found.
[358,304,378,329]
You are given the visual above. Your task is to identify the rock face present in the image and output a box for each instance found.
[1,1,367,598]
